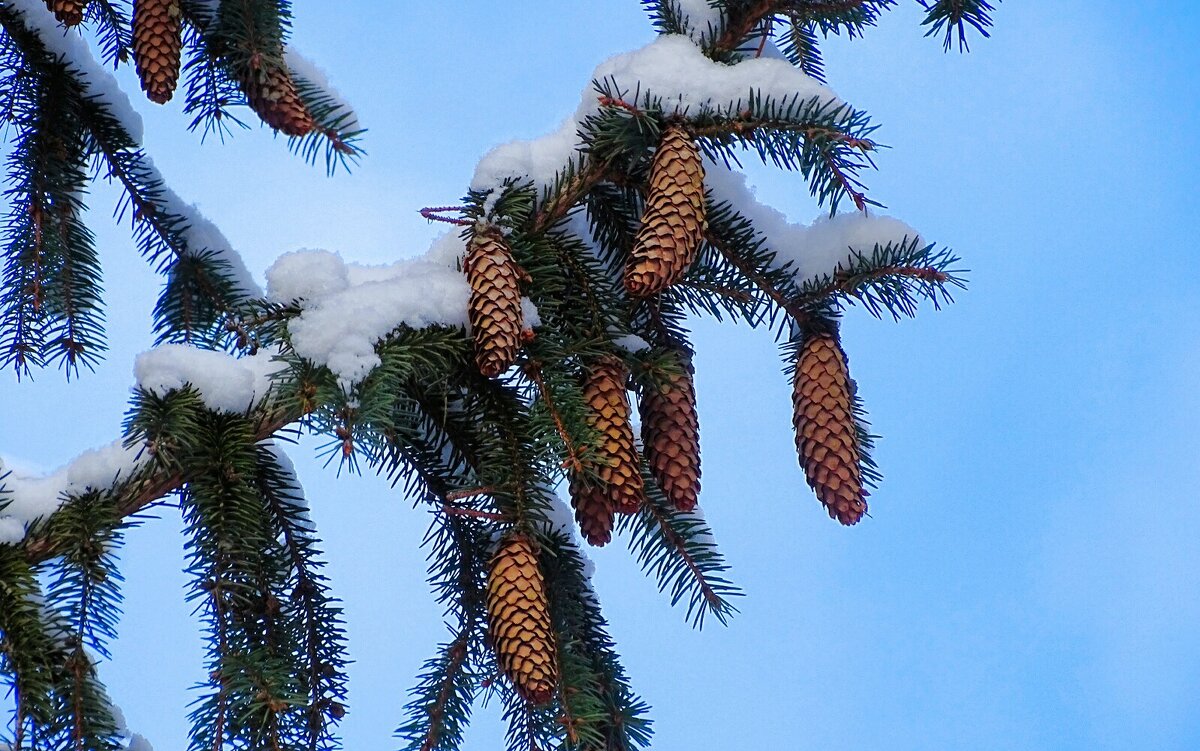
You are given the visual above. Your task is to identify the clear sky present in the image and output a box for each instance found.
[3,2,1200,749]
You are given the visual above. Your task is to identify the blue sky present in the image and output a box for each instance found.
[4,1,1200,749]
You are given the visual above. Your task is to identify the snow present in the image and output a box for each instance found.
[544,492,598,601]
[614,334,652,353]
[267,238,540,388]
[9,0,260,297]
[135,345,285,413]
[273,251,472,388]
[285,47,362,131]
[472,35,839,191]
[0,343,289,544]
[263,442,315,533]
[704,161,921,281]
[466,31,915,288]
[674,0,723,38]
[266,249,351,303]
[0,441,147,544]
[154,174,261,297]
[9,0,144,140]
[111,701,156,751]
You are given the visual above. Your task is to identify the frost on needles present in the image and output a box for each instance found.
[0,1,992,749]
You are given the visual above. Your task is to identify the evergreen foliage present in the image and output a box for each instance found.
[0,1,995,747]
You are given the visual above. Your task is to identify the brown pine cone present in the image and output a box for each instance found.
[241,63,315,137]
[792,330,867,525]
[640,353,701,512]
[581,356,644,515]
[467,227,524,377]
[625,125,707,297]
[486,533,558,705]
[45,0,88,26]
[568,474,615,547]
[132,0,182,104]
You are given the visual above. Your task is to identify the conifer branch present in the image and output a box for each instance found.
[21,405,303,565]
[707,229,812,326]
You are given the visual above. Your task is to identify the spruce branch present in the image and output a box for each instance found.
[619,474,741,628]
[918,0,997,52]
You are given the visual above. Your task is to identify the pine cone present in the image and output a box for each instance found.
[640,354,701,512]
[132,0,182,104]
[45,0,88,25]
[241,63,315,137]
[792,331,867,525]
[625,125,707,297]
[467,227,524,377]
[581,356,644,515]
[486,533,558,705]
[568,474,615,547]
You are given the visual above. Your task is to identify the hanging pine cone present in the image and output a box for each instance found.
[45,0,88,26]
[132,0,182,104]
[467,227,524,377]
[486,533,558,705]
[792,329,867,525]
[640,353,701,512]
[568,474,615,547]
[581,356,644,515]
[241,63,315,137]
[624,124,707,297]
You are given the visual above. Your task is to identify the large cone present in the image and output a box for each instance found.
[486,533,558,705]
[792,331,867,525]
[133,0,182,104]
[45,0,87,25]
[640,354,701,512]
[581,356,644,515]
[241,64,315,137]
[467,227,524,377]
[625,125,707,297]
[568,474,615,547]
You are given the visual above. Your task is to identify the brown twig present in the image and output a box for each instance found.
[21,407,303,565]
[597,95,642,115]
[680,280,754,303]
[420,635,471,751]
[642,500,724,612]
[523,362,584,473]
[441,506,508,522]
[707,230,811,325]
[444,485,500,502]
[420,206,474,226]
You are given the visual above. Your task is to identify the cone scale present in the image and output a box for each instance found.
[241,64,315,137]
[569,474,615,547]
[467,227,524,377]
[624,125,707,297]
[580,356,644,516]
[486,533,558,705]
[640,354,702,512]
[133,0,182,104]
[792,330,867,525]
[45,0,88,26]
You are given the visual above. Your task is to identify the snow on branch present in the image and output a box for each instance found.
[471,34,839,191]
[6,0,260,296]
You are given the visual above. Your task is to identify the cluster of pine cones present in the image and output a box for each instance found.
[46,0,315,136]
[473,126,869,703]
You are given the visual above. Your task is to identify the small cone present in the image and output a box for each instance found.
[568,474,615,547]
[792,331,867,525]
[486,533,558,705]
[640,354,701,512]
[45,0,88,25]
[467,227,524,377]
[241,63,315,137]
[625,125,707,297]
[132,0,182,104]
[581,356,644,515]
